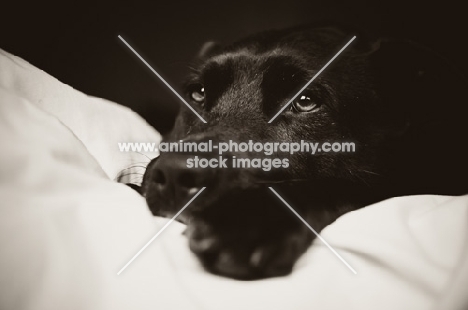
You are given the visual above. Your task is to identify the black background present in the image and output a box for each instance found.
[1,0,466,134]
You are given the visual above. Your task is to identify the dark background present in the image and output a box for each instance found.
[1,0,466,134]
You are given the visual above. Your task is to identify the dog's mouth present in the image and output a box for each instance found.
[143,180,277,222]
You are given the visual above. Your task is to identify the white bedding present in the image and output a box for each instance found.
[0,48,467,310]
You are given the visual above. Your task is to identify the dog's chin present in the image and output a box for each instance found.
[144,186,314,279]
[184,189,314,280]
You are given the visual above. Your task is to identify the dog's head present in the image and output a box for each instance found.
[143,26,400,214]
[140,25,467,277]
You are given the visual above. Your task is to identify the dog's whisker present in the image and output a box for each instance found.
[187,65,201,72]
[347,169,371,187]
[128,176,143,184]
[135,151,153,161]
[115,163,150,182]
[118,172,144,178]
[120,165,149,171]
[125,161,152,165]
[359,169,381,176]
[115,171,145,183]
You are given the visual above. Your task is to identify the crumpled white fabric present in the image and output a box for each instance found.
[0,48,467,310]
[0,48,161,180]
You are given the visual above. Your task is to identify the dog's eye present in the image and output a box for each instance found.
[189,84,205,104]
[291,95,318,113]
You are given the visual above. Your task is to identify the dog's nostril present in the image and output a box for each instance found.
[153,169,166,185]
[178,172,197,189]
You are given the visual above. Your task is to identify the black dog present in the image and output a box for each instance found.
[140,25,468,280]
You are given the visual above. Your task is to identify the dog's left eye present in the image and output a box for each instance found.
[189,84,205,104]
[290,95,319,113]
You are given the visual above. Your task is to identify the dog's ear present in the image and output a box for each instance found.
[368,38,467,137]
[197,41,223,60]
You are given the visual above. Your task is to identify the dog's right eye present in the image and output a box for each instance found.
[189,84,205,105]
[290,95,319,113]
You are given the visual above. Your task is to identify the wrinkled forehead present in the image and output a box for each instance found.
[197,48,312,86]
[213,47,309,65]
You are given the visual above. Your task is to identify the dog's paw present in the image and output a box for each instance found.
[185,219,313,280]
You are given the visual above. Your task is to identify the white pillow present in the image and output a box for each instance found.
[0,48,161,181]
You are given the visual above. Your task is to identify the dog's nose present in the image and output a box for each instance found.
[148,153,216,205]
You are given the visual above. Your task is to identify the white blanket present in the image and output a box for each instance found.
[0,49,467,310]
